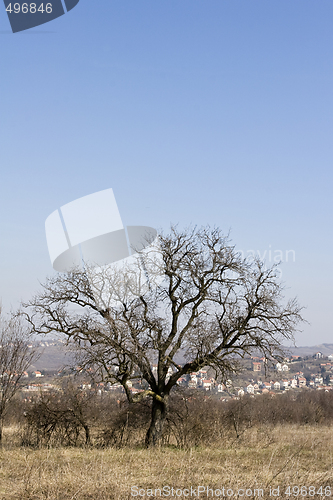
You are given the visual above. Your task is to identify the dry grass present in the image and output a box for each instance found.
[0,424,332,500]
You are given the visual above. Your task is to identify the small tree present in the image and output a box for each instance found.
[0,311,39,443]
[26,226,303,446]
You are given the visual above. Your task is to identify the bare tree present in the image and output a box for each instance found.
[25,226,303,446]
[0,311,39,444]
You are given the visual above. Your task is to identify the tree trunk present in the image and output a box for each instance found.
[145,396,168,447]
[0,416,3,447]
[83,423,90,445]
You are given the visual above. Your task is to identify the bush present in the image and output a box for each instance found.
[20,383,95,447]
[16,385,333,449]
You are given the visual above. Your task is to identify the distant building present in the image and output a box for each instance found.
[152,364,158,377]
[252,362,262,372]
[177,377,187,387]
[245,384,255,394]
[202,380,212,390]
[80,383,91,390]
[276,362,289,372]
[280,380,289,390]
[261,382,271,390]
[298,377,307,387]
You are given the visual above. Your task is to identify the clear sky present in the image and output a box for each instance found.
[1,0,332,346]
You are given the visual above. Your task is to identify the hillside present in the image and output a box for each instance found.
[28,340,333,372]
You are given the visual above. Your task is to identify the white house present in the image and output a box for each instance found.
[166,366,173,382]
[152,364,158,377]
[280,380,289,390]
[245,384,255,394]
[81,383,91,390]
[202,379,212,390]
[290,379,297,389]
[298,377,307,387]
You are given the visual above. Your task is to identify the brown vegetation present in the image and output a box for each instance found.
[0,389,331,498]
[14,388,333,448]
[0,424,332,500]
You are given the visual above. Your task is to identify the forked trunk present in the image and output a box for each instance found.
[145,396,168,447]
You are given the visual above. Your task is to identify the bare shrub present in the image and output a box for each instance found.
[16,385,333,450]
[97,399,151,448]
[21,383,94,447]
[164,389,225,447]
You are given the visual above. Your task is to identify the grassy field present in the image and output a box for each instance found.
[0,424,332,500]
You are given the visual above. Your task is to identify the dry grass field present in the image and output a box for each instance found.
[0,424,332,500]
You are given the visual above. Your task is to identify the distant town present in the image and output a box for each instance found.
[22,340,333,398]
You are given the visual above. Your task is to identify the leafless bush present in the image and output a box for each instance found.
[20,382,95,447]
[222,390,333,435]
[97,399,151,448]
[15,386,333,449]
[162,389,225,447]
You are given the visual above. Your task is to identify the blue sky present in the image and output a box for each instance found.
[1,0,332,346]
